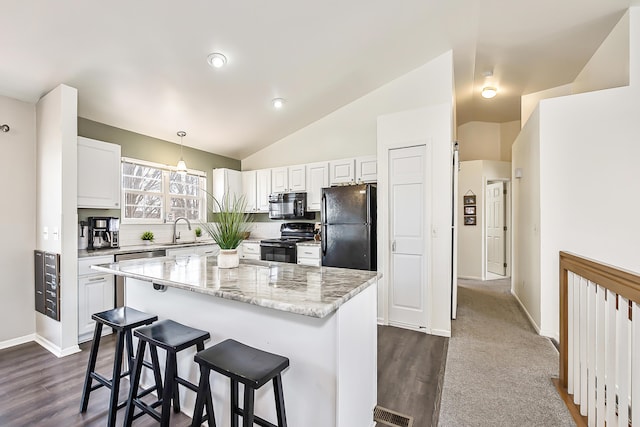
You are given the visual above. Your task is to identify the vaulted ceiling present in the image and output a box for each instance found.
[0,1,631,159]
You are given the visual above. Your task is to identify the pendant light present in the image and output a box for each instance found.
[176,131,187,173]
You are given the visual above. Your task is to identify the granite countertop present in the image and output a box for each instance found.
[92,256,378,318]
[296,240,321,247]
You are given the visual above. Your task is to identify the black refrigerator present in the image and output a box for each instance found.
[321,184,376,271]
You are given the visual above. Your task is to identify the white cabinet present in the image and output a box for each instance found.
[242,170,257,212]
[329,159,355,185]
[288,165,306,192]
[297,244,321,267]
[256,169,272,212]
[271,167,288,193]
[77,137,121,208]
[166,244,219,257]
[306,162,329,211]
[212,168,242,211]
[271,165,306,193]
[78,255,115,343]
[240,242,261,260]
[356,155,377,183]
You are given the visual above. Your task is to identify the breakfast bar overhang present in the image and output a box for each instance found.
[92,255,378,427]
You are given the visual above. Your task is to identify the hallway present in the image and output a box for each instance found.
[438,278,574,426]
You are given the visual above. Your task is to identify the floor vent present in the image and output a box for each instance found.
[373,406,414,427]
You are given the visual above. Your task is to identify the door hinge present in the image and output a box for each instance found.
[504,263,507,268]
[391,241,396,252]
[503,226,507,231]
[503,189,507,195]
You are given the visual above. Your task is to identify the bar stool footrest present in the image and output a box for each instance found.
[89,372,111,390]
[234,408,278,427]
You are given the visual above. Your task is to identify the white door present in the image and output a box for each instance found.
[486,181,506,275]
[388,145,427,329]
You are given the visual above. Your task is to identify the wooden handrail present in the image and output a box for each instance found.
[558,251,640,425]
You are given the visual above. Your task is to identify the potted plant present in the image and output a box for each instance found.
[141,231,154,245]
[200,193,251,268]
[194,227,203,241]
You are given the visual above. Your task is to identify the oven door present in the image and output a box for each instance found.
[260,242,297,263]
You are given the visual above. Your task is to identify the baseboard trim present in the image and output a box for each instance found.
[0,333,36,350]
[457,275,483,280]
[35,335,81,358]
[430,328,451,338]
[552,378,587,427]
[511,290,541,334]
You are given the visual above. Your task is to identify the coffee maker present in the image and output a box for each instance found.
[88,217,120,250]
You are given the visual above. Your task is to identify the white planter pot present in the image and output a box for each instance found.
[217,249,239,269]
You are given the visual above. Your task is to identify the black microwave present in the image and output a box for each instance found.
[268,192,314,220]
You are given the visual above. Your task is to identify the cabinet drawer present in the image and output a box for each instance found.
[242,243,260,255]
[78,255,114,276]
[297,257,321,267]
[297,245,321,259]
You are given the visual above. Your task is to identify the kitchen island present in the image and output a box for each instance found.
[92,255,378,427]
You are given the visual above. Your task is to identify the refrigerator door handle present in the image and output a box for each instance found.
[322,225,327,255]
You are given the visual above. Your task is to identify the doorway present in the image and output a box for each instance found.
[485,180,510,279]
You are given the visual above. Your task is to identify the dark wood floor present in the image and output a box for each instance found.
[377,326,448,427]
[0,326,447,427]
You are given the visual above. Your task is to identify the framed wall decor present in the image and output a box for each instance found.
[464,216,476,226]
[463,195,476,205]
[464,206,476,215]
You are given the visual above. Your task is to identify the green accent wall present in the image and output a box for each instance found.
[77,118,241,221]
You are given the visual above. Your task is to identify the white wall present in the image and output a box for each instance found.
[457,121,520,162]
[573,11,629,95]
[35,84,80,356]
[457,160,511,280]
[0,96,37,347]
[242,52,456,170]
[511,110,542,332]
[512,7,640,340]
[521,85,573,128]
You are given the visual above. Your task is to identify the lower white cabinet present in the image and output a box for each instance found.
[297,244,321,267]
[166,244,219,257]
[241,242,261,260]
[78,255,115,343]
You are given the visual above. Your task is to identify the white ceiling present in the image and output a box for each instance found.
[0,1,630,159]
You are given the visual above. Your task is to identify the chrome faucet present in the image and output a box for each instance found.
[172,217,192,243]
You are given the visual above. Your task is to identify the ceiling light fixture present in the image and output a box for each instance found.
[176,131,188,173]
[272,98,285,109]
[481,86,497,99]
[207,53,227,68]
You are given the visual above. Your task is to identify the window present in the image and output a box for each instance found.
[121,158,206,223]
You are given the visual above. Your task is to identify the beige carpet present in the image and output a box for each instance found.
[438,278,575,426]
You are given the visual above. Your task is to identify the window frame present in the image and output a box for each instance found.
[120,157,207,225]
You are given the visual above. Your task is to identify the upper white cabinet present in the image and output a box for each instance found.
[242,170,257,212]
[288,165,306,191]
[256,169,272,212]
[271,165,306,193]
[306,162,329,211]
[77,137,121,208]
[212,168,242,211]
[356,155,377,183]
[271,167,288,193]
[329,159,355,185]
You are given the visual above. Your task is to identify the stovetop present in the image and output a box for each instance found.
[260,237,312,244]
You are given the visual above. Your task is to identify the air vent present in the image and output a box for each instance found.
[373,406,414,427]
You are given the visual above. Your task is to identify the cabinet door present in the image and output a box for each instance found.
[356,155,377,183]
[256,169,272,212]
[242,170,257,212]
[78,274,114,342]
[212,168,242,211]
[271,167,288,193]
[241,242,261,260]
[329,159,355,185]
[77,137,121,208]
[288,165,306,191]
[306,162,329,211]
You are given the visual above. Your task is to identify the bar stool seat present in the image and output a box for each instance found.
[192,339,290,427]
[124,319,213,427]
[80,307,159,427]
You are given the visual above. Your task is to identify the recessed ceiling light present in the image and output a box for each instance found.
[272,98,285,109]
[481,86,497,99]
[207,53,227,68]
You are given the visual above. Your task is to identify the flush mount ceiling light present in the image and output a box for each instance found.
[176,131,187,173]
[272,98,285,109]
[481,86,497,99]
[207,52,227,68]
